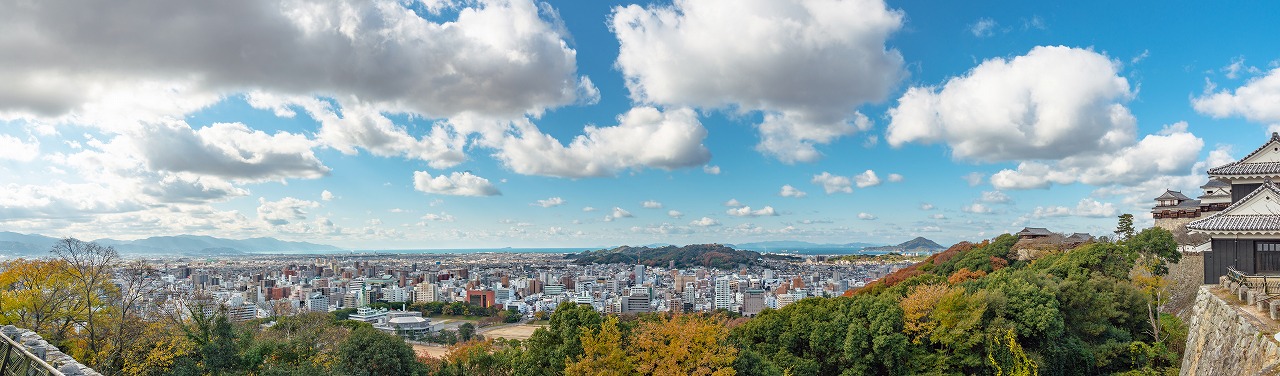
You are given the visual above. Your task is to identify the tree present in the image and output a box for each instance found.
[631,314,737,376]
[1114,214,1136,242]
[52,237,120,369]
[459,322,476,342]
[565,316,634,376]
[0,258,79,344]
[337,326,424,376]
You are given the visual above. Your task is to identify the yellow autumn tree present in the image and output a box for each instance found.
[119,320,196,376]
[566,316,633,376]
[0,258,81,343]
[630,314,737,376]
[901,283,952,344]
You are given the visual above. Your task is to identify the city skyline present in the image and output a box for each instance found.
[3,0,1280,249]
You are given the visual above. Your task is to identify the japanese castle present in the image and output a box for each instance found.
[1155,132,1280,282]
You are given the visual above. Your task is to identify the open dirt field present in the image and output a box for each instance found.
[480,324,545,341]
[413,344,450,359]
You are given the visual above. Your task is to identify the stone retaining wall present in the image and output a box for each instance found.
[1,325,101,376]
[1180,286,1280,376]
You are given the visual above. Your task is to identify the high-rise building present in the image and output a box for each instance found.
[307,293,329,312]
[714,278,732,310]
[625,293,651,313]
[634,264,646,284]
[414,282,438,303]
[467,289,496,308]
[743,289,765,316]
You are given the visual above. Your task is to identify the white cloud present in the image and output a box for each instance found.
[256,197,320,226]
[0,0,593,122]
[888,46,1136,162]
[611,0,905,163]
[887,173,904,183]
[727,206,778,217]
[779,185,807,198]
[1193,67,1280,123]
[642,200,664,209]
[421,212,456,222]
[611,207,633,219]
[412,171,501,197]
[667,210,683,219]
[980,191,1012,204]
[582,206,597,212]
[1026,199,1114,219]
[131,122,330,182]
[854,170,882,188]
[812,172,853,194]
[962,203,992,214]
[724,199,744,207]
[703,165,721,175]
[533,197,566,208]
[858,212,877,220]
[990,122,1203,189]
[690,217,720,227]
[1074,198,1117,218]
[0,134,39,161]
[320,190,334,201]
[920,203,935,210]
[931,213,946,219]
[970,18,997,37]
[494,107,710,177]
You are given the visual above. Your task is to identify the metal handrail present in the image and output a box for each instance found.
[0,329,63,376]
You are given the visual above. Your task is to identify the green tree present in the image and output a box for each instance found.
[1115,214,1136,242]
[516,302,603,375]
[459,322,476,342]
[337,326,424,376]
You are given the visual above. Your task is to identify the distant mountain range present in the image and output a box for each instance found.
[0,232,342,256]
[860,237,946,254]
[730,240,883,252]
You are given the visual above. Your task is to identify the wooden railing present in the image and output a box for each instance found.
[0,329,62,376]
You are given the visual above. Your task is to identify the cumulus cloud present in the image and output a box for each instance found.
[887,173,904,183]
[0,134,39,161]
[583,206,597,212]
[990,122,1203,189]
[494,107,710,177]
[854,170,882,188]
[0,0,593,121]
[858,212,877,220]
[257,197,320,226]
[703,165,721,175]
[642,200,664,209]
[724,199,744,207]
[779,185,807,198]
[321,190,334,201]
[727,206,778,217]
[963,172,985,187]
[920,203,935,210]
[611,0,905,163]
[888,46,1136,162]
[1193,67,1280,123]
[962,203,992,214]
[931,213,946,219]
[690,217,720,227]
[610,207,633,220]
[412,171,501,197]
[812,172,854,194]
[981,191,1012,204]
[421,212,456,222]
[1028,199,1114,219]
[533,197,566,208]
[668,210,683,219]
[129,122,330,182]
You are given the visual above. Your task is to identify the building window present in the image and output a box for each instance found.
[1259,242,1280,252]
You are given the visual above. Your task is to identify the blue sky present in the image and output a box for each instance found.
[1,0,1278,249]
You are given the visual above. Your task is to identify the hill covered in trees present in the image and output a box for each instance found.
[567,243,797,269]
[859,236,946,254]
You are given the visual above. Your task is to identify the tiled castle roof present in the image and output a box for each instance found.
[1188,180,1280,233]
[1207,132,1280,176]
